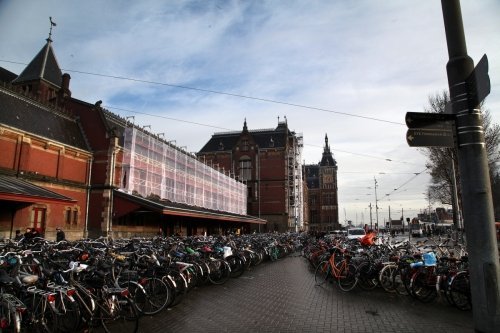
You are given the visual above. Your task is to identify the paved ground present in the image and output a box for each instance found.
[138,254,474,333]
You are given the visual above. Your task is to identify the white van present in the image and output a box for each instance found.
[346,228,366,240]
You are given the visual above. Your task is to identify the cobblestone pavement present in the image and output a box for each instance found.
[138,254,474,333]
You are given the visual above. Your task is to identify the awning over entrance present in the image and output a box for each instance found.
[0,174,75,204]
[114,189,266,224]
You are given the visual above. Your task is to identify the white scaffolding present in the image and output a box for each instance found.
[121,128,247,215]
[288,133,303,231]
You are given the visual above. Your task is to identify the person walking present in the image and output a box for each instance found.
[56,227,66,242]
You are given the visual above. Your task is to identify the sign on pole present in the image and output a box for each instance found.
[406,128,454,147]
[405,112,455,147]
[466,54,491,107]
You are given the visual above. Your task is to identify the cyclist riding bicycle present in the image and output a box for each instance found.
[360,229,377,246]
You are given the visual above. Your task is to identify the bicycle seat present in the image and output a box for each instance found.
[21,274,39,285]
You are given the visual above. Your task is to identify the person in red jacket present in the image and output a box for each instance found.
[360,229,377,246]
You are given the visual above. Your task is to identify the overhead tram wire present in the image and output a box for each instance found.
[110,107,420,167]
[64,68,406,126]
[1,59,413,165]
[107,106,233,131]
[382,168,429,197]
[1,59,405,126]
[304,143,425,166]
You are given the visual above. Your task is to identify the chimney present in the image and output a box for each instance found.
[61,73,71,97]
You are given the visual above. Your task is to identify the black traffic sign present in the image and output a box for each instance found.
[406,128,454,148]
[466,54,490,107]
[405,112,455,130]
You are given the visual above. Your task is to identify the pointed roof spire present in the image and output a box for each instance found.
[320,133,336,167]
[243,118,248,132]
[12,17,62,87]
[324,134,330,152]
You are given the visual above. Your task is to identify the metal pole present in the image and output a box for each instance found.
[84,157,93,239]
[369,203,373,230]
[441,1,500,331]
[401,208,404,233]
[374,177,379,229]
[450,155,461,230]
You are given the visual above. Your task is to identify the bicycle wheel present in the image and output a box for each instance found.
[314,260,331,286]
[410,270,437,303]
[195,261,211,285]
[23,293,58,333]
[53,293,81,332]
[133,278,170,315]
[252,251,264,266]
[449,271,471,311]
[208,259,231,285]
[73,286,97,328]
[98,294,139,333]
[356,261,379,291]
[226,255,245,278]
[378,264,397,293]
[13,309,23,333]
[164,271,187,307]
[393,266,411,296]
[337,262,358,292]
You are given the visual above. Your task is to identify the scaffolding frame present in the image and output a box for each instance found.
[287,133,303,231]
[121,128,247,215]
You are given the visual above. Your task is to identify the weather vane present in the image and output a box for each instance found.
[48,16,57,40]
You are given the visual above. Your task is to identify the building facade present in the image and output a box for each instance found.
[0,37,264,239]
[198,119,304,232]
[304,134,340,231]
[0,36,92,240]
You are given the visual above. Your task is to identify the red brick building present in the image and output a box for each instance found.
[0,37,92,240]
[304,134,340,231]
[197,119,304,232]
[0,37,264,239]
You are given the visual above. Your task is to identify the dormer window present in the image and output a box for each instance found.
[219,141,224,150]
[269,137,274,147]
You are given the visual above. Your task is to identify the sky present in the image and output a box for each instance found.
[0,0,499,226]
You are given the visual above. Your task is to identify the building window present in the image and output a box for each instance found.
[241,139,249,151]
[65,208,72,225]
[239,157,252,181]
[73,210,78,225]
[23,85,33,93]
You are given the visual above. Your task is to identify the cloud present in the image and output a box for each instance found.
[0,0,498,224]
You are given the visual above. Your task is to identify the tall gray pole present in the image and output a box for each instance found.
[450,156,461,229]
[441,1,500,332]
[374,177,379,228]
[369,203,373,229]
